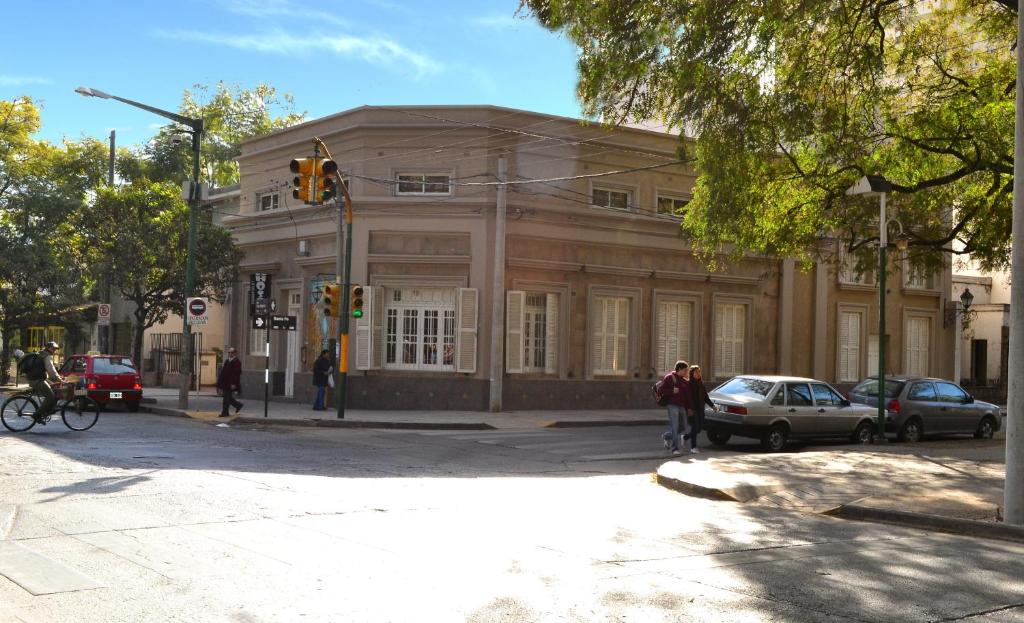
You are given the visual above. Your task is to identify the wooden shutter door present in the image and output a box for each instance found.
[457,288,478,373]
[505,291,525,374]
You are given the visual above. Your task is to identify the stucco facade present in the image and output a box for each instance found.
[220,105,955,410]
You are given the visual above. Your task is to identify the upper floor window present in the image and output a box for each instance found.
[258,192,279,211]
[903,261,934,290]
[838,246,875,286]
[397,174,451,195]
[592,187,630,210]
[657,195,689,216]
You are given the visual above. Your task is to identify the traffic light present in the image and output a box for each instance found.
[315,159,338,202]
[290,158,314,204]
[320,282,341,317]
[351,285,364,319]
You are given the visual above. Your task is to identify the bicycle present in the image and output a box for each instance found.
[1,381,100,432]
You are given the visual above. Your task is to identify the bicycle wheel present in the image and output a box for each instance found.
[1,395,39,432]
[62,396,99,431]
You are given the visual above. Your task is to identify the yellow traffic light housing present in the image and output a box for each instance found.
[316,159,338,202]
[321,282,341,317]
[290,158,315,204]
[351,285,364,319]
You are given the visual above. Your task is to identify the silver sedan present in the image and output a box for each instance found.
[703,375,879,452]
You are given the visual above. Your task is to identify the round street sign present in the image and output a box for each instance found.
[187,297,210,325]
[189,299,207,316]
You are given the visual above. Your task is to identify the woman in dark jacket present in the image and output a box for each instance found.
[312,349,333,411]
[687,365,717,452]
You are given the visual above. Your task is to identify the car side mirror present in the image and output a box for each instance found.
[840,398,851,407]
[965,395,974,404]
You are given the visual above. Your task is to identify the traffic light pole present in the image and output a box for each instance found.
[312,138,353,420]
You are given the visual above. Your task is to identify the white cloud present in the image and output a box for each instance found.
[214,0,350,27]
[0,75,52,86]
[156,29,440,77]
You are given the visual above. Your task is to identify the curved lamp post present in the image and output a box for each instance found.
[847,175,911,441]
[76,86,204,410]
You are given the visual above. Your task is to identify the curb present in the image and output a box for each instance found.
[142,405,495,430]
[824,504,1024,544]
[655,473,740,502]
[545,419,663,428]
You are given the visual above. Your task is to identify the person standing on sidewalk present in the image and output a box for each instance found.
[657,361,691,456]
[687,364,717,453]
[216,347,243,418]
[311,349,333,411]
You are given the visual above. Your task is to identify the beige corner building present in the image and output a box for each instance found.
[219,105,955,410]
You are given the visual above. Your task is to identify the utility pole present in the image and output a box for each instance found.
[103,130,115,354]
[1005,5,1024,525]
[489,157,507,412]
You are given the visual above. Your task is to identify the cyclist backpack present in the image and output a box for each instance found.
[17,352,46,381]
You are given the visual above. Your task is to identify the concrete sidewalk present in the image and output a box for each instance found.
[656,446,1024,543]
[139,387,666,430]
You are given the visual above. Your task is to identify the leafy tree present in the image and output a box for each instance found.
[523,0,1016,271]
[78,182,242,365]
[132,82,306,187]
[1,97,107,381]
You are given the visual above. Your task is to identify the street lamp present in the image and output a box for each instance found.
[76,86,204,410]
[846,175,910,442]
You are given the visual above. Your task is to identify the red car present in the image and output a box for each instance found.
[60,353,143,411]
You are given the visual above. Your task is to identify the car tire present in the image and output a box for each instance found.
[851,421,875,445]
[761,424,789,453]
[974,416,996,440]
[898,418,923,443]
[707,430,731,446]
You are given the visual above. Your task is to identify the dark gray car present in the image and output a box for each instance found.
[848,376,1001,442]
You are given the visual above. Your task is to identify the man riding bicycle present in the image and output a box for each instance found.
[28,341,65,418]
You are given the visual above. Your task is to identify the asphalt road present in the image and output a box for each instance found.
[1,413,1021,622]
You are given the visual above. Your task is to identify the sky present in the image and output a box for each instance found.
[2,0,584,147]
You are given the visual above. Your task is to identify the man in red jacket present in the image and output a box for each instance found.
[657,361,692,456]
[216,347,243,418]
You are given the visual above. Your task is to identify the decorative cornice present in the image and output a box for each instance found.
[368,253,472,265]
[506,257,760,284]
[652,270,760,285]
[295,255,337,267]
[838,282,878,293]
[240,262,282,273]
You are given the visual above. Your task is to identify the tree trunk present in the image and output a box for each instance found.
[131,309,146,367]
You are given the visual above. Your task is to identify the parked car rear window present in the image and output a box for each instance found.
[92,357,137,374]
[714,377,775,398]
[851,378,904,398]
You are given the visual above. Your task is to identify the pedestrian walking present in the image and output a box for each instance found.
[216,347,243,418]
[656,361,692,456]
[311,349,333,411]
[687,365,717,453]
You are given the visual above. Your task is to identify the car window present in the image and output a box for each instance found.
[714,377,775,398]
[851,378,905,398]
[812,384,844,406]
[935,382,968,403]
[60,357,87,374]
[907,382,936,401]
[786,384,813,406]
[770,388,785,406]
[92,357,137,374]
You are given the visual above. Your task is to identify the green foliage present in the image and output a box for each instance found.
[523,0,1017,270]
[126,82,306,188]
[78,181,242,363]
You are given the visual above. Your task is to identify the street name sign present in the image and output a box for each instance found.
[270,315,297,331]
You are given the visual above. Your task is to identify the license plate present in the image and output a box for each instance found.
[110,392,122,399]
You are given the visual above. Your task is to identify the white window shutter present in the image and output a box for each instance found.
[615,298,629,373]
[457,288,478,373]
[656,302,668,374]
[370,286,385,369]
[544,293,558,374]
[591,299,605,375]
[505,291,525,374]
[355,285,377,370]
